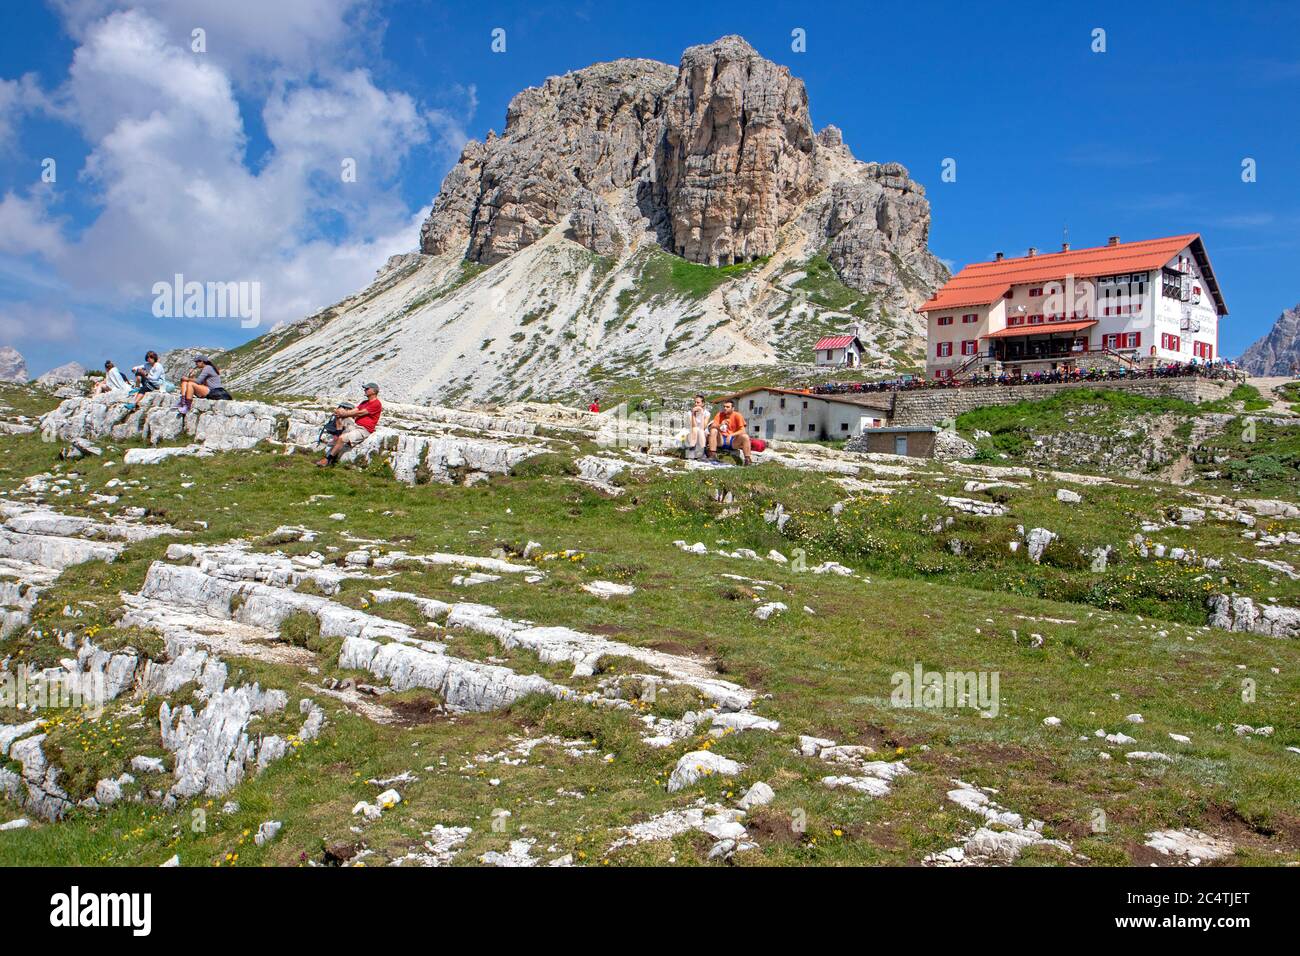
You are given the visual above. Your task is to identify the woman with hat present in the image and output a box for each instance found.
[176,355,231,414]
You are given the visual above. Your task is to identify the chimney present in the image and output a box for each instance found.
[1027,247,1037,257]
[1108,235,1120,246]
[1061,242,1070,252]
[994,251,1004,261]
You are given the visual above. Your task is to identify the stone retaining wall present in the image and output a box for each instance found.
[889,377,1235,426]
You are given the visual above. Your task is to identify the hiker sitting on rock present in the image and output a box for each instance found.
[707,399,753,466]
[132,351,166,393]
[176,355,231,414]
[92,361,131,395]
[686,393,708,460]
[317,382,382,467]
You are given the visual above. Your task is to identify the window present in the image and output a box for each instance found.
[1028,314,1045,325]
[962,313,979,323]
[840,422,849,431]
[1107,331,1142,349]
[937,316,954,326]
[809,424,816,432]
[1194,341,1214,360]
[1007,315,1026,326]
[1161,333,1181,351]
[961,340,978,356]
[1029,287,1044,297]
[779,397,786,409]
[788,424,795,432]
[747,399,754,410]
[802,401,808,409]
[936,342,953,357]
[1162,268,1185,300]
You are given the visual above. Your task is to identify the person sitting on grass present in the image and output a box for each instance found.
[317,382,383,467]
[706,399,753,465]
[92,361,131,395]
[175,356,231,414]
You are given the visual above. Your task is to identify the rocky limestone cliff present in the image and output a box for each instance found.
[1241,304,1300,375]
[228,37,946,405]
[35,362,86,387]
[420,58,675,265]
[654,36,819,266]
[420,36,942,310]
[0,346,28,383]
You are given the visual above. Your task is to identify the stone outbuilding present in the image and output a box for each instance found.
[847,425,939,458]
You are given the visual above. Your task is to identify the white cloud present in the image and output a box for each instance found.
[0,3,466,336]
[50,0,374,76]
[0,302,78,343]
[0,73,55,149]
[0,188,68,261]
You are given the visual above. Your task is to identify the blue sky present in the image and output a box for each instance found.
[1,0,1297,376]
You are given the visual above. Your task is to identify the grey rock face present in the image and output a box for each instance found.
[415,35,944,302]
[160,347,222,381]
[35,362,86,387]
[420,58,675,264]
[655,35,817,266]
[0,346,27,383]
[1240,304,1300,375]
[1208,593,1300,638]
[810,167,948,310]
[567,188,622,256]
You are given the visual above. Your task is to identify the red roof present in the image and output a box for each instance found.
[921,234,1227,316]
[813,334,859,350]
[983,319,1097,339]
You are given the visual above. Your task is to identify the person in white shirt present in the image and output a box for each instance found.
[686,393,709,460]
[131,351,166,392]
[92,360,131,395]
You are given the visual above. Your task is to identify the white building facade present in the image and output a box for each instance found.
[813,334,864,368]
[921,234,1226,379]
[726,388,888,441]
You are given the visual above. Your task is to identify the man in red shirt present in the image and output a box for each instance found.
[317,382,383,467]
[707,399,753,465]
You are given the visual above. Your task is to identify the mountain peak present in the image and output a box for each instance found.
[232,37,945,405]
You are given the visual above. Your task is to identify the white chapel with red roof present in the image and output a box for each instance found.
[920,234,1227,379]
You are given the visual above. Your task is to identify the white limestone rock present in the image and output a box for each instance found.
[667,750,743,792]
[737,781,775,810]
[581,580,636,598]
[1144,828,1233,862]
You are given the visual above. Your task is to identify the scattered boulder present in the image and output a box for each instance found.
[667,750,743,792]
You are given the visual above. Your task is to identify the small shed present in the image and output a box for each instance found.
[813,334,864,368]
[854,425,939,458]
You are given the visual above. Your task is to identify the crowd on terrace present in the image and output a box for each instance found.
[810,359,1245,396]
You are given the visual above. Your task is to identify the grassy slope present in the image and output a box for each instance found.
[1,395,1297,867]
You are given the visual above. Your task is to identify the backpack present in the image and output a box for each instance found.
[319,403,354,443]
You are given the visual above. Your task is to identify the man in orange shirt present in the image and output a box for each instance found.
[707,399,753,465]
